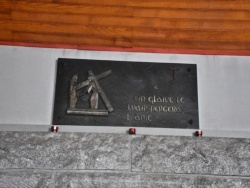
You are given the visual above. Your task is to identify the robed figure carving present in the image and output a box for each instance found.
[86,78,98,109]
[67,70,114,116]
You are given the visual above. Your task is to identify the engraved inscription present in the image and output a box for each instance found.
[127,95,184,122]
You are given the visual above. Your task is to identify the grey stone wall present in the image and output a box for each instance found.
[0,132,249,188]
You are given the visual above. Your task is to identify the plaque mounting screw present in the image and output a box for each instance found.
[129,128,136,135]
[195,130,202,137]
[51,126,59,132]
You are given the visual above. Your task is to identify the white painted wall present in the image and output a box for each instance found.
[0,45,249,137]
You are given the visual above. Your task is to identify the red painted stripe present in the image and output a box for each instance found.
[0,41,250,56]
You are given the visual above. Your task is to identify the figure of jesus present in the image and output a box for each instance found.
[86,78,98,109]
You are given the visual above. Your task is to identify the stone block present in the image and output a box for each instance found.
[55,172,141,188]
[0,132,130,170]
[55,172,196,188]
[132,135,250,176]
[197,176,250,188]
[0,171,53,188]
[141,174,196,188]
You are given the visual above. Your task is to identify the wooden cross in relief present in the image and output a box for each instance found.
[169,67,180,80]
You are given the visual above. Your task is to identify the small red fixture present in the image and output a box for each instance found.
[51,126,59,132]
[195,130,202,137]
[129,128,136,135]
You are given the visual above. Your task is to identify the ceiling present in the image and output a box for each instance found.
[0,0,250,55]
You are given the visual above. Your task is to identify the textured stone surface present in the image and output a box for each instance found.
[132,136,250,176]
[0,132,130,170]
[55,172,141,188]
[1,131,250,187]
[55,172,196,188]
[0,171,53,188]
[141,174,196,188]
[197,176,250,188]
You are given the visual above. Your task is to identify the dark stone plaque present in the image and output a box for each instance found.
[53,58,199,129]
